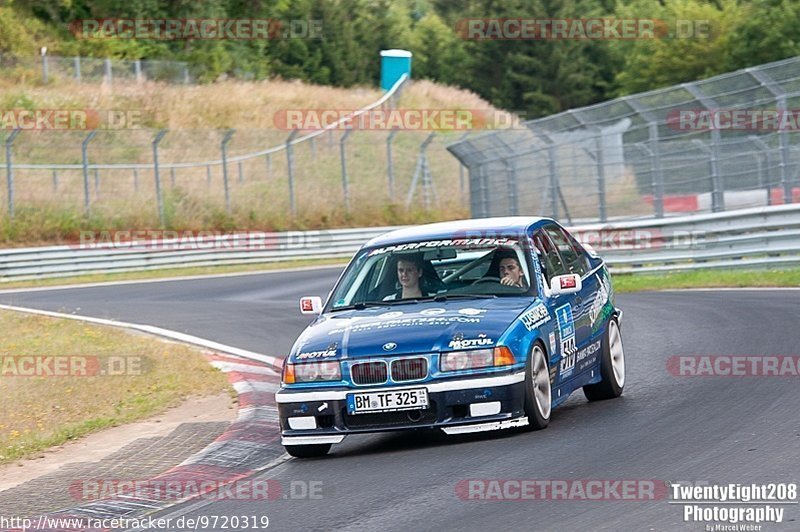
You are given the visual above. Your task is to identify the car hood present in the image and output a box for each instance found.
[289,298,534,361]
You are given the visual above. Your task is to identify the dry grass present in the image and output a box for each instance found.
[0,309,231,464]
[0,77,513,244]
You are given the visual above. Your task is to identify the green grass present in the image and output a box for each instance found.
[0,310,232,464]
[612,268,800,292]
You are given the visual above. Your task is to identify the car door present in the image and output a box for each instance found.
[531,228,581,383]
[543,224,594,349]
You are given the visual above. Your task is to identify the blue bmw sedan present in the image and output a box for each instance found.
[276,217,625,457]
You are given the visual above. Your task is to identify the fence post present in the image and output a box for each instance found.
[81,130,98,215]
[74,56,81,82]
[170,167,176,188]
[406,132,436,210]
[134,60,142,83]
[265,153,271,178]
[206,165,212,187]
[386,129,398,201]
[41,52,49,83]
[104,58,112,85]
[52,169,59,192]
[152,130,167,225]
[286,130,299,216]
[595,134,607,222]
[648,122,665,218]
[237,161,244,183]
[480,164,490,217]
[310,137,316,159]
[94,168,100,197]
[750,136,773,206]
[547,144,559,219]
[340,130,352,213]
[457,132,471,206]
[221,129,236,214]
[778,95,793,204]
[4,129,21,218]
[133,168,139,192]
[710,129,724,212]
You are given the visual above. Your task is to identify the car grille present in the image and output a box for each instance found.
[351,361,388,385]
[391,357,428,382]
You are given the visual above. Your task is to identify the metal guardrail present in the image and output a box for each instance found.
[1,205,798,281]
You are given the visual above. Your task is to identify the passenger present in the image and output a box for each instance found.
[384,254,433,300]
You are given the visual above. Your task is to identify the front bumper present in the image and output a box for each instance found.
[276,371,527,445]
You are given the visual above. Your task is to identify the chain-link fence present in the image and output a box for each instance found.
[0,54,192,85]
[1,77,473,228]
[447,56,800,223]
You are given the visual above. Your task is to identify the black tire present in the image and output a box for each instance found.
[523,343,551,430]
[284,443,331,458]
[583,317,625,401]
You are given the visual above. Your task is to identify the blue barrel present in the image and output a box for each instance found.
[380,49,412,91]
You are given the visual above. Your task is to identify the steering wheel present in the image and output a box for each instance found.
[472,276,502,284]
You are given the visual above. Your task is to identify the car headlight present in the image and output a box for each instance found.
[282,361,341,384]
[440,347,515,372]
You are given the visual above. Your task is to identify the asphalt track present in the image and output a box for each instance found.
[1,268,798,530]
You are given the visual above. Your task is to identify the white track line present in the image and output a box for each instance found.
[0,303,282,369]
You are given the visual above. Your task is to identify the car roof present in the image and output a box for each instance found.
[364,216,555,248]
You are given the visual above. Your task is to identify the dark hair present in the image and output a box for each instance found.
[495,248,520,265]
[395,253,424,271]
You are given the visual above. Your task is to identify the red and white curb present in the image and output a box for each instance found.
[0,305,286,532]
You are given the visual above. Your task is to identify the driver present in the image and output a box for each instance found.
[497,250,528,288]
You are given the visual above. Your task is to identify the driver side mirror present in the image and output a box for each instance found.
[549,274,582,296]
[300,296,323,315]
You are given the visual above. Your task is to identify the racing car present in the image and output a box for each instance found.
[276,217,625,457]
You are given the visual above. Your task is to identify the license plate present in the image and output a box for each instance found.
[346,388,429,414]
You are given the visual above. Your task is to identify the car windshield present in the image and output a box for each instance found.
[328,238,535,310]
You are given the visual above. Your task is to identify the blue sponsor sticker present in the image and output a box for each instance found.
[556,303,574,340]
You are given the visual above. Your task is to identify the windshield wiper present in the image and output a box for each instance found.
[330,300,404,312]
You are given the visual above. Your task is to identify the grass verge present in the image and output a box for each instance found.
[0,309,232,464]
[612,268,800,292]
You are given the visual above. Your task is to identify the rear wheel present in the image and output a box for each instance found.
[583,317,625,401]
[284,443,331,458]
[523,343,551,430]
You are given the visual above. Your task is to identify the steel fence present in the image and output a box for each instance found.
[2,205,798,281]
[447,56,800,223]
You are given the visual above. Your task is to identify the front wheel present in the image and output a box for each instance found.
[583,317,625,401]
[523,343,551,430]
[284,443,331,458]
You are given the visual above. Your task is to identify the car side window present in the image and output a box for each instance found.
[532,230,566,283]
[544,225,589,276]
